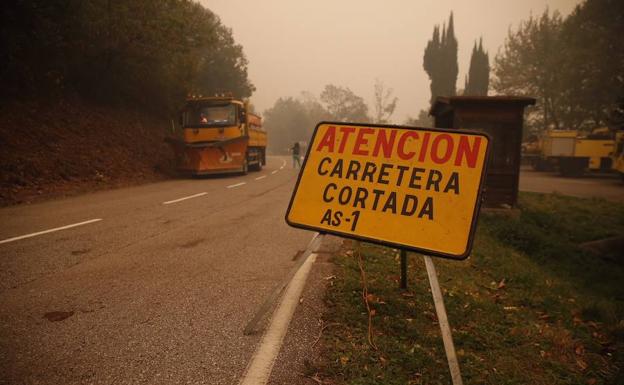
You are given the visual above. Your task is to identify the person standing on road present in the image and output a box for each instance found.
[291,142,301,168]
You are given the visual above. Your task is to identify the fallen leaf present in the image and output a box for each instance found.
[576,357,588,371]
[575,345,585,356]
[340,356,349,366]
[497,278,506,289]
[423,311,437,322]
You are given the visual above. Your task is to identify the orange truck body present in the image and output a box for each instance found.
[167,96,267,175]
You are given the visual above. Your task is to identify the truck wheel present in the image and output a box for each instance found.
[249,149,262,172]
[249,162,261,172]
[559,157,585,177]
[241,158,249,175]
[533,158,553,171]
[533,158,545,171]
[249,159,261,172]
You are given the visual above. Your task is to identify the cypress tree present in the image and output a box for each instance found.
[464,38,490,96]
[423,13,458,105]
[443,13,459,97]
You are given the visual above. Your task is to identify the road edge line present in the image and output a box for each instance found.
[243,233,323,335]
[239,252,318,385]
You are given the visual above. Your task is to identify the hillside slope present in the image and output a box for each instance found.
[0,99,174,206]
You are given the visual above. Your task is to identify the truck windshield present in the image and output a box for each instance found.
[190,104,237,126]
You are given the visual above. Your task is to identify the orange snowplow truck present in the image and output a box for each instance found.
[167,95,267,175]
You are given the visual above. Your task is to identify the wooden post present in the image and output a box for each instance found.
[400,249,407,289]
[423,255,464,385]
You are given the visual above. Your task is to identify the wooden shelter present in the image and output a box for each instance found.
[430,96,536,208]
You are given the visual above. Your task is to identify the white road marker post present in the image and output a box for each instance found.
[423,254,464,385]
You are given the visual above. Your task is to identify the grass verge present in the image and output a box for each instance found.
[313,192,624,385]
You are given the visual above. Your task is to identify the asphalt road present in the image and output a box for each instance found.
[3,157,620,385]
[519,167,623,202]
[0,156,318,385]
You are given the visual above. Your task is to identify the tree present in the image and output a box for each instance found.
[493,2,624,132]
[320,84,369,122]
[612,97,624,130]
[264,98,308,154]
[405,110,433,127]
[0,0,254,113]
[193,23,255,100]
[464,38,490,96]
[423,13,458,105]
[372,79,398,124]
[559,0,624,129]
[264,93,331,154]
[492,10,567,131]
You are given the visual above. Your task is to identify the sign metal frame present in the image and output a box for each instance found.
[285,121,491,260]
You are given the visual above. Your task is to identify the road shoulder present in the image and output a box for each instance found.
[267,235,342,385]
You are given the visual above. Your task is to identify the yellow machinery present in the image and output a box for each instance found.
[613,130,624,181]
[535,128,615,176]
[167,95,267,175]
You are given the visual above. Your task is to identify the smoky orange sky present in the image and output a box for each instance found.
[201,0,581,123]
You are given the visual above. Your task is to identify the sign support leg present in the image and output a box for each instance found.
[400,249,407,289]
[423,255,464,385]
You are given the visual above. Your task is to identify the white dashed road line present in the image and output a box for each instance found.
[227,182,247,189]
[0,218,103,245]
[163,192,207,205]
[255,176,267,181]
[271,170,278,175]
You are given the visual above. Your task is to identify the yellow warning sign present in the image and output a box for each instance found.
[286,123,490,260]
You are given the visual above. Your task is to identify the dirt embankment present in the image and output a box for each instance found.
[0,98,175,206]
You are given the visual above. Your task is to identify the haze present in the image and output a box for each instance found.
[201,0,581,122]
